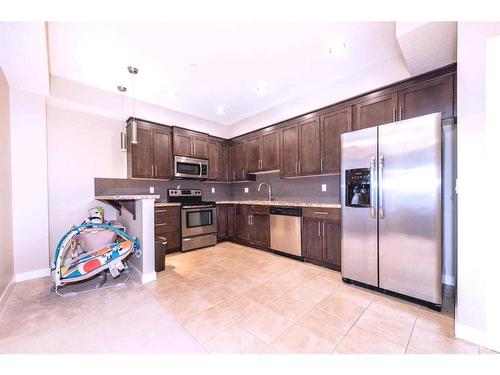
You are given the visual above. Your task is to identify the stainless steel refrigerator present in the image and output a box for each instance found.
[340,113,442,308]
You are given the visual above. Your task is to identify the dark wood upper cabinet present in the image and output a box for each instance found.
[234,141,247,181]
[298,116,321,176]
[172,131,192,157]
[209,137,228,181]
[218,142,228,181]
[208,139,219,181]
[280,121,299,178]
[354,92,397,131]
[243,129,280,173]
[245,134,261,173]
[173,127,209,159]
[193,134,208,159]
[260,129,280,171]
[397,74,454,121]
[153,127,173,179]
[128,120,172,179]
[320,106,352,174]
[130,124,154,178]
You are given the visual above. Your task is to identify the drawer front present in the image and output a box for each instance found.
[302,207,340,220]
[156,231,180,251]
[250,205,269,215]
[155,207,180,227]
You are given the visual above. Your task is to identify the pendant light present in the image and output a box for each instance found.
[117,85,127,152]
[128,66,139,144]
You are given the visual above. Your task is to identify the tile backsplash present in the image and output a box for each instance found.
[230,172,340,204]
[95,172,340,204]
[94,178,232,201]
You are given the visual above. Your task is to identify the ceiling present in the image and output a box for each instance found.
[47,22,406,126]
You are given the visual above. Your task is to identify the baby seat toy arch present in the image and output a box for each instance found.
[52,223,141,297]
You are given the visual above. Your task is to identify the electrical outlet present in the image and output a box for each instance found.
[149,186,155,194]
[211,187,215,193]
[244,187,249,193]
[321,184,327,192]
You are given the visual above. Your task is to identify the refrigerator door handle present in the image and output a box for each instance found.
[370,156,376,219]
[379,155,385,219]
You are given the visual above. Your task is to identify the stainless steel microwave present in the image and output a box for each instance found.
[174,155,209,179]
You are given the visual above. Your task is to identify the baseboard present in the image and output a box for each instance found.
[0,276,16,313]
[15,268,51,282]
[455,323,500,351]
[442,274,456,286]
[128,262,156,284]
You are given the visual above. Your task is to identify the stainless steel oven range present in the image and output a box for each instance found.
[167,189,217,251]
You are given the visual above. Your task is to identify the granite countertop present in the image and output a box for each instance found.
[96,194,160,200]
[154,202,182,207]
[215,200,341,208]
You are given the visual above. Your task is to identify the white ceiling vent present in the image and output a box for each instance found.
[396,22,457,76]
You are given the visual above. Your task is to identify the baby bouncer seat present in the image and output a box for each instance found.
[51,208,141,297]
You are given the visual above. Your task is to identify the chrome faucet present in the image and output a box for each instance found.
[258,182,274,201]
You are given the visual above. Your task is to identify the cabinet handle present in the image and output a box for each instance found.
[243,170,246,179]
[393,108,396,122]
[314,211,329,215]
[295,162,298,175]
[322,221,325,237]
[298,161,301,174]
[151,165,154,176]
[318,221,321,237]
[399,106,402,120]
[248,215,251,225]
[155,210,167,213]
[155,165,158,176]
[320,158,323,172]
[155,223,168,226]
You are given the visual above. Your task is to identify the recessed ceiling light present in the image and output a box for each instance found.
[256,82,270,94]
[165,90,179,99]
[216,106,226,115]
[190,63,198,69]
[329,42,346,54]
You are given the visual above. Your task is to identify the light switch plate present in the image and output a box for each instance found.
[321,184,327,192]
[244,187,249,193]
[149,186,155,193]
[211,187,215,193]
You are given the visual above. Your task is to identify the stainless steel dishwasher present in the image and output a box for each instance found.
[270,206,302,257]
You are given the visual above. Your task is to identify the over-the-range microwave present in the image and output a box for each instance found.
[174,155,209,180]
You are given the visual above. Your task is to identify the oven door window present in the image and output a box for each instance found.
[186,210,213,228]
[177,162,200,176]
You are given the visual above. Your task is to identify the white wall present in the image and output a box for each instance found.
[46,104,127,259]
[9,88,50,278]
[0,68,14,299]
[455,22,500,351]
[49,75,228,138]
[227,59,410,138]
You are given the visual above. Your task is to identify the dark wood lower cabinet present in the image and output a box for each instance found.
[154,206,180,255]
[217,204,228,240]
[302,217,323,261]
[234,205,270,248]
[236,204,251,241]
[302,208,341,270]
[323,219,341,269]
[250,212,270,247]
[227,205,235,238]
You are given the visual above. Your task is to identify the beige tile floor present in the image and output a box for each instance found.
[0,242,497,354]
[151,242,496,354]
